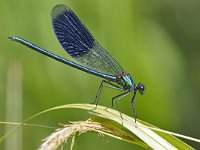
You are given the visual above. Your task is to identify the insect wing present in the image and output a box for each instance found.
[52,4,123,75]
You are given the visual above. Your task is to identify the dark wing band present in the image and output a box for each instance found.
[52,4,95,58]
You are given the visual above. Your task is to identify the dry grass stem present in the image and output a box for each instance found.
[38,120,124,150]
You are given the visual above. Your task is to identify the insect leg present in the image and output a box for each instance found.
[131,90,137,122]
[112,91,131,120]
[93,80,123,108]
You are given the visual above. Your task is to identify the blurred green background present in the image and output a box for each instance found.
[1,0,200,149]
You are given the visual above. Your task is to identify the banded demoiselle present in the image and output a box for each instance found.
[9,4,145,121]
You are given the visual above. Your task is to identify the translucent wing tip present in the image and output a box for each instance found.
[52,4,69,21]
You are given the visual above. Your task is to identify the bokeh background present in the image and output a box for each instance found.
[1,0,200,149]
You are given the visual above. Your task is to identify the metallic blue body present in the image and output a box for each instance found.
[9,36,117,82]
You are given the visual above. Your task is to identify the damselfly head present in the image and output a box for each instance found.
[136,83,145,95]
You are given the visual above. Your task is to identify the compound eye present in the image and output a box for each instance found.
[137,83,145,95]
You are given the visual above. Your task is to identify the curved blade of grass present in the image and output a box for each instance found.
[0,103,196,150]
[59,104,194,150]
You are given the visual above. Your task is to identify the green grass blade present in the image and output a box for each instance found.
[1,103,197,149]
